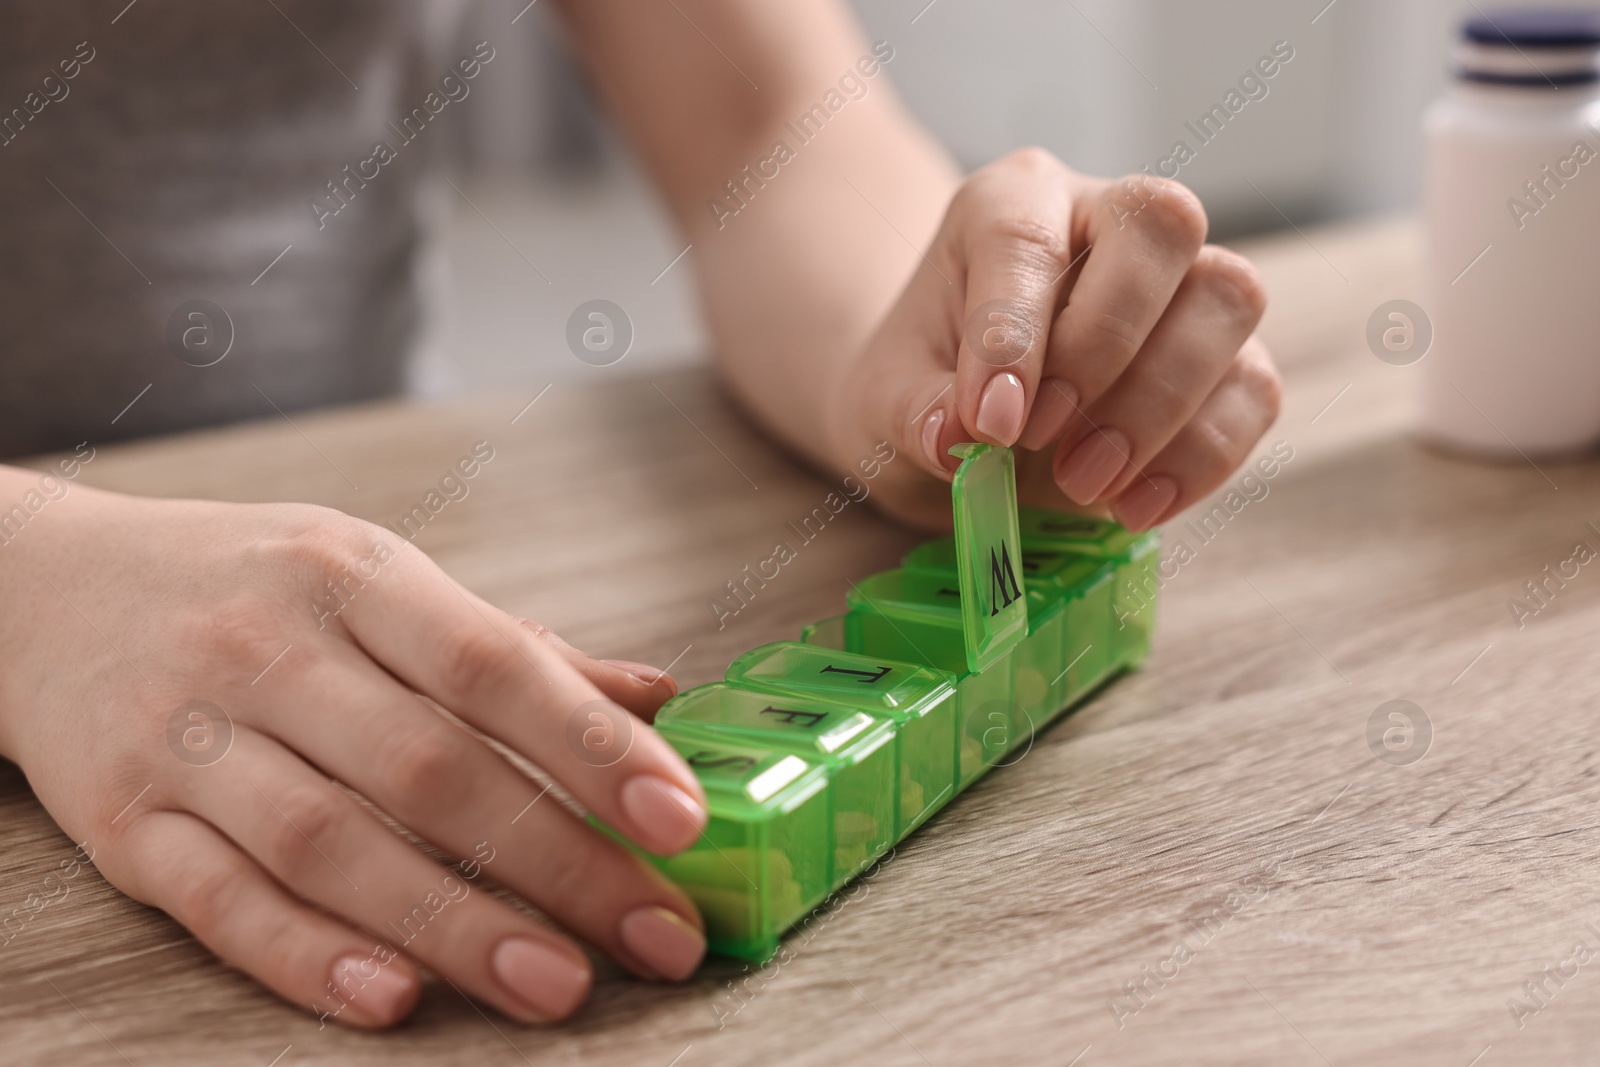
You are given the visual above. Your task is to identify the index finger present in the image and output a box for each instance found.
[948,149,1080,448]
[333,540,709,857]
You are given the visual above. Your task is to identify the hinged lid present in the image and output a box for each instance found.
[947,442,1028,672]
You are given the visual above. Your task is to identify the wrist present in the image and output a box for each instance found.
[0,459,113,764]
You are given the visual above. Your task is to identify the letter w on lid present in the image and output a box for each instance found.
[988,542,1023,614]
[947,443,1028,672]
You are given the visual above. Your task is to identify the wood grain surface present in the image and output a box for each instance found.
[6,217,1598,1065]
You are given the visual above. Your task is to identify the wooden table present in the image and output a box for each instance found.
[6,218,1598,1065]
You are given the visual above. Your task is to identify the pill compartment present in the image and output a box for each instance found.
[844,568,1014,788]
[624,735,830,961]
[845,568,968,672]
[1112,530,1161,667]
[726,641,959,836]
[903,537,1083,743]
[1016,507,1137,558]
[1050,557,1118,698]
[657,683,896,879]
[1011,590,1067,743]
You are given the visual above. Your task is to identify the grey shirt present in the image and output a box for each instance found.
[0,2,468,458]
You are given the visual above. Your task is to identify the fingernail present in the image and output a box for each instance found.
[975,372,1026,446]
[1056,428,1131,505]
[921,407,947,471]
[619,906,706,980]
[331,953,416,1025]
[1111,475,1179,532]
[602,659,676,694]
[1017,377,1078,451]
[620,775,707,854]
[491,936,591,1021]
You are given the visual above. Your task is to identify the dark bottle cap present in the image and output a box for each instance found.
[1465,9,1600,48]
[1458,9,1600,86]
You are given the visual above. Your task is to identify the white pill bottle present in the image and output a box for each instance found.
[1420,9,1600,455]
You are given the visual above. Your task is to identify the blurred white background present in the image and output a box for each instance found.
[427,0,1587,393]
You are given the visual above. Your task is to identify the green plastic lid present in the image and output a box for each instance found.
[947,443,1029,672]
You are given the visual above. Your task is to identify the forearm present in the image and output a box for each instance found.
[685,91,959,471]
[555,0,960,470]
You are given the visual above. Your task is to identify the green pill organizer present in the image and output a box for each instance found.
[597,444,1159,963]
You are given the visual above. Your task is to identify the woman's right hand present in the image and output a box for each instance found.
[823,149,1279,531]
[0,467,709,1027]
